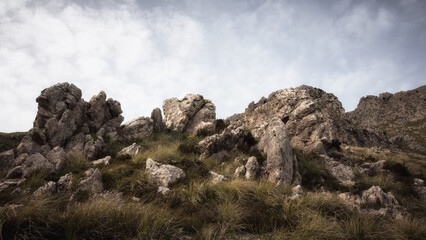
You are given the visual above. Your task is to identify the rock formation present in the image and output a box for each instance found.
[163,94,216,135]
[347,85,426,154]
[146,158,185,192]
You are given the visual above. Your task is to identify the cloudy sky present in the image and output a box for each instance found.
[0,0,425,132]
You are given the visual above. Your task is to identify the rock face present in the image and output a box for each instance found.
[244,156,259,180]
[146,158,185,188]
[121,117,153,141]
[198,122,252,160]
[258,117,300,185]
[0,149,15,170]
[347,85,426,154]
[244,85,388,154]
[163,94,216,135]
[6,83,124,179]
[151,108,166,133]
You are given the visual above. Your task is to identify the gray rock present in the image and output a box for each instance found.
[16,135,41,155]
[0,149,15,169]
[157,186,171,195]
[290,185,303,200]
[210,171,227,184]
[117,143,142,157]
[244,156,259,180]
[361,186,399,209]
[323,156,356,187]
[413,178,426,200]
[92,156,111,166]
[34,181,57,196]
[234,165,246,178]
[151,108,166,133]
[57,172,73,192]
[77,168,103,193]
[65,133,105,160]
[146,158,185,187]
[20,153,55,178]
[199,121,250,160]
[121,117,154,140]
[96,116,124,138]
[46,146,66,172]
[258,117,300,185]
[0,179,24,193]
[163,94,216,135]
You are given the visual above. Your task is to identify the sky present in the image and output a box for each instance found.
[0,0,425,132]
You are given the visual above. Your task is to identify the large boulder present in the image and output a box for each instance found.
[117,143,142,157]
[120,117,153,140]
[146,158,185,188]
[77,168,103,193]
[163,94,216,135]
[323,156,356,187]
[65,133,105,160]
[151,108,166,133]
[244,156,259,180]
[46,146,67,172]
[258,117,300,185]
[244,85,389,154]
[199,121,252,160]
[8,153,56,178]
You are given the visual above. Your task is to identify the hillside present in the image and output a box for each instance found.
[0,83,425,239]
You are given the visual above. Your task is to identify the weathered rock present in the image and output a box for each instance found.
[199,121,251,160]
[20,153,55,178]
[210,171,227,184]
[77,168,103,193]
[92,156,111,166]
[413,178,426,200]
[258,117,300,185]
[347,85,426,153]
[65,133,105,160]
[244,85,389,154]
[34,181,57,196]
[0,149,15,169]
[151,108,166,133]
[234,165,246,178]
[244,156,259,180]
[163,94,216,135]
[361,186,399,209]
[360,160,386,175]
[290,185,303,200]
[146,158,185,187]
[46,146,66,172]
[16,135,41,155]
[323,156,356,187]
[157,186,171,195]
[121,117,153,140]
[57,172,73,192]
[96,116,124,138]
[117,143,142,157]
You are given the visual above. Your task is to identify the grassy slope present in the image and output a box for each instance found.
[1,132,425,239]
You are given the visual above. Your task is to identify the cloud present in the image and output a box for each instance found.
[0,0,425,132]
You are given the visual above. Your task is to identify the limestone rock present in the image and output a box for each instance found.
[34,181,57,196]
[77,168,103,193]
[199,121,251,160]
[151,108,166,132]
[157,186,171,195]
[258,117,300,185]
[413,178,426,200]
[163,94,216,135]
[65,133,105,160]
[290,185,303,200]
[20,153,55,178]
[121,117,153,140]
[92,156,111,166]
[361,186,399,209]
[323,156,356,187]
[57,172,73,192]
[244,85,389,154]
[244,156,259,180]
[210,171,227,184]
[234,165,246,178]
[0,149,15,169]
[117,143,142,157]
[146,158,185,187]
[46,146,66,172]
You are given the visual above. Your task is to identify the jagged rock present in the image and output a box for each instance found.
[244,156,259,180]
[19,153,55,178]
[0,149,15,169]
[146,158,185,187]
[361,186,399,209]
[234,165,246,178]
[34,181,57,196]
[244,85,389,154]
[46,146,66,172]
[347,85,426,153]
[151,108,166,132]
[65,133,105,160]
[290,185,303,200]
[96,116,124,138]
[413,178,426,200]
[210,171,227,184]
[258,117,300,185]
[199,121,251,160]
[121,117,153,140]
[117,143,142,157]
[57,172,73,192]
[323,156,356,187]
[77,168,103,193]
[163,94,216,135]
[92,156,111,166]
[16,135,41,155]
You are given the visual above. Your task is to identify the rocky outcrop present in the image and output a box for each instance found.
[64,133,105,160]
[34,181,57,196]
[243,85,388,154]
[244,156,259,180]
[258,117,301,185]
[77,168,103,193]
[323,156,356,187]
[0,149,15,170]
[163,94,216,135]
[120,117,153,140]
[360,186,402,217]
[146,158,185,190]
[117,143,142,157]
[151,108,166,133]
[198,122,252,160]
[347,85,426,153]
